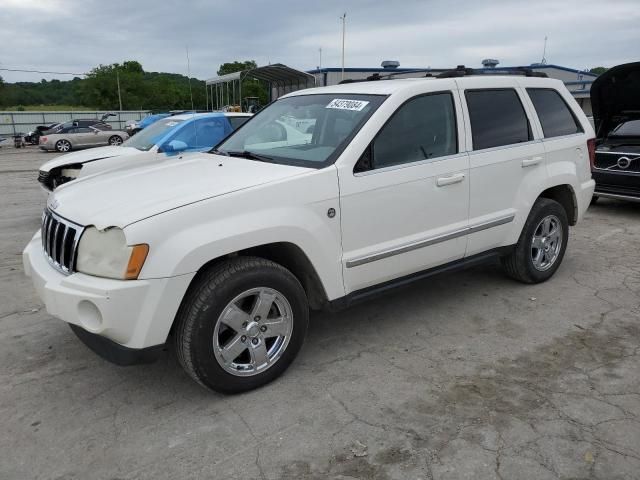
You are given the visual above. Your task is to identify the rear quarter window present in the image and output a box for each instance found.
[465,89,532,150]
[527,88,583,138]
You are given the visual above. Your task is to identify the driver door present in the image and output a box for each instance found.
[338,91,470,293]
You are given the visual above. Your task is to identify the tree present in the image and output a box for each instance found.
[217,60,257,76]
[589,66,608,75]
[0,61,209,110]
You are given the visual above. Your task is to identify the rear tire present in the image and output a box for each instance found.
[174,257,309,394]
[55,139,71,152]
[501,198,569,284]
[108,135,123,146]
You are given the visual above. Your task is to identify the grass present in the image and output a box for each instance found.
[1,105,97,111]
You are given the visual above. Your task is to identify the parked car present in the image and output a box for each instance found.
[23,72,595,393]
[24,124,58,145]
[590,62,640,203]
[125,113,171,136]
[43,119,113,135]
[38,112,252,190]
[39,125,128,153]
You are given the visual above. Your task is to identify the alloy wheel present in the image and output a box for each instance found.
[212,287,293,377]
[531,214,563,271]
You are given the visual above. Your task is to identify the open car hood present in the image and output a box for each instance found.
[591,62,640,139]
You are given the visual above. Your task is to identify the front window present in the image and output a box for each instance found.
[122,118,185,151]
[215,94,386,167]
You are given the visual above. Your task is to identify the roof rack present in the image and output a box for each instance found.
[436,65,548,78]
[338,65,547,84]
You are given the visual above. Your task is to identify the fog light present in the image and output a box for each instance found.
[78,300,102,331]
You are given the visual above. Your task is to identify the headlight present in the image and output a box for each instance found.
[76,227,149,280]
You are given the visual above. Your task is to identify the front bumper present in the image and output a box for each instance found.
[23,231,195,358]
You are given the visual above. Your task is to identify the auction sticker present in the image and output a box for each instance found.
[326,98,369,111]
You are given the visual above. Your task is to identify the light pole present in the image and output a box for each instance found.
[116,70,123,111]
[340,13,346,81]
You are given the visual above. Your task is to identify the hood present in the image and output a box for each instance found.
[591,62,640,139]
[47,153,311,228]
[40,145,139,172]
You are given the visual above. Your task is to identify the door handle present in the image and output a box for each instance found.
[522,156,543,168]
[436,173,465,187]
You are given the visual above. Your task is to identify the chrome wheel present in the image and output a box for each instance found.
[213,287,293,377]
[109,136,123,145]
[56,140,71,152]
[531,214,562,271]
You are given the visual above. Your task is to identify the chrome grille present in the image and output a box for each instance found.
[41,209,84,274]
[594,151,640,173]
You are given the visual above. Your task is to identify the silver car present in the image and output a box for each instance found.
[39,125,129,153]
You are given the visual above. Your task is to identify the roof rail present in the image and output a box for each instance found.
[436,65,547,78]
[337,65,548,84]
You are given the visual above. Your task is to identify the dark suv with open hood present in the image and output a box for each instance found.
[591,62,640,203]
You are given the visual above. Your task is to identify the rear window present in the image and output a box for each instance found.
[527,88,582,138]
[465,89,532,150]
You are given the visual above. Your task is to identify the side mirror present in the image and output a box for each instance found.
[162,140,188,153]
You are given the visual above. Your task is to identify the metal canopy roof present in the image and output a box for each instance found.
[206,63,315,87]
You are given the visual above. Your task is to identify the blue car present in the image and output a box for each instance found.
[126,113,171,135]
[38,112,253,190]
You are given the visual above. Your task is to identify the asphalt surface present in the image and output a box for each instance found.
[1,145,639,480]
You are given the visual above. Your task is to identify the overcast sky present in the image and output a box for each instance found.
[1,0,638,83]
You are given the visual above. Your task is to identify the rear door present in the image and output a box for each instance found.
[338,90,470,293]
[457,80,546,256]
[524,87,589,186]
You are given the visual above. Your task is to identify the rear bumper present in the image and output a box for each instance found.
[577,179,596,221]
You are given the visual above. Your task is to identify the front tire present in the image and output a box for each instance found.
[55,139,71,152]
[174,257,309,394]
[108,135,123,146]
[501,198,569,284]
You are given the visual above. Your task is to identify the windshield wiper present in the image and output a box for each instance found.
[210,148,229,156]
[225,150,274,162]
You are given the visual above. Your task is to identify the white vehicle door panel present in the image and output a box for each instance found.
[338,91,469,293]
[458,84,547,256]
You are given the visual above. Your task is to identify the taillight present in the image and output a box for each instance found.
[40,137,47,143]
[587,138,596,170]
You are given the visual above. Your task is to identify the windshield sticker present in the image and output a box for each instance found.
[326,99,369,111]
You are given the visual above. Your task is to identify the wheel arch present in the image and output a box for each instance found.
[177,242,330,315]
[537,184,578,226]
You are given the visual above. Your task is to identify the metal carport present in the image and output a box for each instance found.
[205,63,316,111]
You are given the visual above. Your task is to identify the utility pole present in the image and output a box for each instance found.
[340,13,346,80]
[318,47,322,70]
[116,70,123,111]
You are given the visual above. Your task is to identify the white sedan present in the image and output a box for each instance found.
[38,112,251,191]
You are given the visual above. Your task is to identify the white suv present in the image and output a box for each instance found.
[23,71,595,393]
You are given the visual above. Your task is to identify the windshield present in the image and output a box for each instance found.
[610,119,640,137]
[122,118,185,151]
[215,94,386,167]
